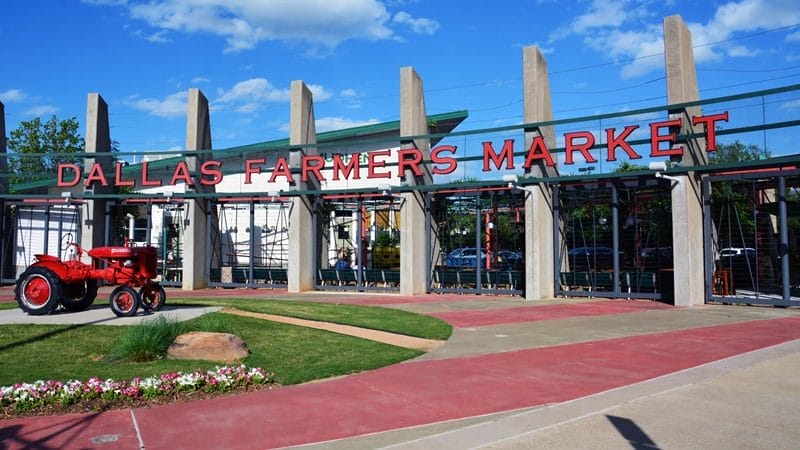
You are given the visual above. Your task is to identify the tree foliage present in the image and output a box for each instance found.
[709,140,770,164]
[8,116,84,189]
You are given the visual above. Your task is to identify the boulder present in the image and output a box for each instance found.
[167,332,249,363]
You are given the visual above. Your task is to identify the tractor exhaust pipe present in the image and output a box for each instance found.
[126,214,135,243]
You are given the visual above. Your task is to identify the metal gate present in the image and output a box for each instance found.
[314,194,402,291]
[106,200,186,287]
[555,179,673,300]
[427,188,525,295]
[704,169,800,306]
[208,199,290,288]
[2,202,81,284]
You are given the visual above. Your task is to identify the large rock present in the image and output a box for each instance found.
[167,332,249,363]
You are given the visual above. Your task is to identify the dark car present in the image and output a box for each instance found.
[567,246,617,270]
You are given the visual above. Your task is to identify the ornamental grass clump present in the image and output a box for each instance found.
[0,365,273,414]
[106,316,186,362]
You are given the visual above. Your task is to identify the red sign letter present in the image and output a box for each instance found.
[606,125,641,161]
[114,162,135,187]
[83,163,109,187]
[57,163,81,187]
[169,161,193,186]
[332,154,360,180]
[269,157,294,183]
[564,131,597,165]
[431,145,457,175]
[649,119,683,157]
[367,149,392,179]
[141,162,162,187]
[200,160,223,186]
[245,158,265,184]
[482,139,515,171]
[397,148,424,178]
[523,136,556,168]
[692,111,729,152]
[302,155,326,183]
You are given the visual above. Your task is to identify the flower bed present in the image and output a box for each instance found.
[1,365,274,418]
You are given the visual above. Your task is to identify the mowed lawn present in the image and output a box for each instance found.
[0,297,452,387]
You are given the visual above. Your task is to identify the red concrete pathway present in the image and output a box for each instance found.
[430,299,674,327]
[2,301,799,449]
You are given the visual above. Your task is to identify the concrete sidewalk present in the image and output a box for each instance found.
[0,290,798,449]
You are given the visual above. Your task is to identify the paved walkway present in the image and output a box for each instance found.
[0,287,799,449]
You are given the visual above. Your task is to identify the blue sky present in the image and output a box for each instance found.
[2,0,799,163]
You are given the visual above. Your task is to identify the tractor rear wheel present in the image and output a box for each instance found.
[109,285,140,317]
[61,280,98,312]
[139,284,166,312]
[15,266,62,315]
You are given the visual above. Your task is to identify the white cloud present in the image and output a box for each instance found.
[307,84,333,101]
[392,11,439,35]
[23,105,59,116]
[125,91,188,118]
[144,29,171,43]
[780,99,800,110]
[118,0,411,53]
[551,0,800,78]
[213,78,335,113]
[788,31,800,42]
[191,76,210,84]
[215,78,290,105]
[0,89,27,103]
[279,116,380,133]
[315,116,380,132]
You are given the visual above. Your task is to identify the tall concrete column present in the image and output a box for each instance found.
[399,67,430,295]
[288,81,318,292]
[183,88,213,290]
[81,93,112,252]
[664,15,706,307]
[522,46,558,300]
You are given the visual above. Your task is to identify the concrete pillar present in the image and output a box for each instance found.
[182,88,213,290]
[399,67,429,295]
[522,46,557,300]
[81,93,112,252]
[288,81,318,292]
[664,15,706,307]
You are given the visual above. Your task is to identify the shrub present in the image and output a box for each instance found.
[106,316,186,362]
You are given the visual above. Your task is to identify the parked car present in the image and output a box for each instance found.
[445,248,503,268]
[719,247,756,258]
[567,246,619,270]
[498,250,523,269]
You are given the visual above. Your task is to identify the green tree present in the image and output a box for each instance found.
[613,161,648,172]
[8,116,84,190]
[709,140,770,164]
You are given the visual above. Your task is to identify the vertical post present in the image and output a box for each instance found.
[778,176,790,302]
[0,101,8,280]
[664,15,707,306]
[183,88,213,290]
[399,66,431,295]
[611,184,620,296]
[522,46,557,300]
[288,81,318,292]
[81,93,112,253]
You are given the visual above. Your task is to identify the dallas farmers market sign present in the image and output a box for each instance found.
[57,112,729,188]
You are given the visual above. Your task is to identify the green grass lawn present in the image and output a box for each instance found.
[0,298,451,387]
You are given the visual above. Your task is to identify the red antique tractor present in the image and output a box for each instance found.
[15,241,167,317]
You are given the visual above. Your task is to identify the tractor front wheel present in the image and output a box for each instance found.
[15,267,63,315]
[139,284,166,312]
[61,280,98,312]
[109,286,140,317]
